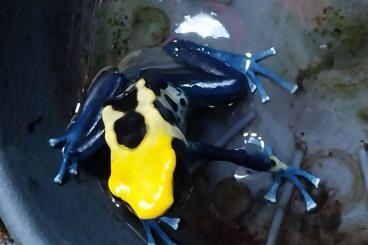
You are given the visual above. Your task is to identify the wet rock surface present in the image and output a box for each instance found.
[212,178,254,222]
[2,0,368,244]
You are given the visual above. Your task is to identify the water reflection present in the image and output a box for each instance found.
[175,12,230,39]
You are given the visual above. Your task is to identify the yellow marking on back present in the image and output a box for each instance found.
[102,79,185,219]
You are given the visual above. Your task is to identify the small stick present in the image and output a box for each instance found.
[358,147,368,193]
[265,150,304,245]
[215,110,257,147]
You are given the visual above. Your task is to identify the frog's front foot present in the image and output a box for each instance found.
[244,48,298,103]
[49,135,79,184]
[141,216,180,245]
[264,156,320,211]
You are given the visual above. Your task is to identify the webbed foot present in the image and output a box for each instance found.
[141,217,180,245]
[241,132,319,211]
[265,156,320,211]
[243,48,298,103]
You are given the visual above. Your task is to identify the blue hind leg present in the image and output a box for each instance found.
[164,39,298,103]
[142,68,247,108]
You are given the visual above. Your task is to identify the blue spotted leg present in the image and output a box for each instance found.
[140,217,180,245]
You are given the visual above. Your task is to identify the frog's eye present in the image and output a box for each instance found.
[242,132,273,157]
[243,132,265,150]
[114,111,147,149]
[104,88,138,112]
[270,158,277,167]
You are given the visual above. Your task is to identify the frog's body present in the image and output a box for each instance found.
[49,39,319,244]
[102,79,187,219]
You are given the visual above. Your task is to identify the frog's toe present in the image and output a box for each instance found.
[141,220,155,245]
[265,167,319,211]
[53,174,63,184]
[53,157,68,184]
[68,165,78,175]
[159,216,180,230]
[67,158,78,176]
[253,47,277,62]
[251,62,298,94]
[246,71,270,103]
[289,175,317,211]
[141,219,176,245]
[288,167,320,188]
[49,137,66,148]
[53,144,79,184]
[264,175,282,203]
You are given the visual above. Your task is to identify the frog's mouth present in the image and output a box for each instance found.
[107,142,176,220]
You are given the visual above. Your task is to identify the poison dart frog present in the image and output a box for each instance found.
[49,39,319,244]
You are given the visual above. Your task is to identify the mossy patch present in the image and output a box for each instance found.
[298,6,368,90]
[296,54,334,91]
[322,78,368,99]
[90,1,170,74]
[310,6,368,55]
[357,107,368,122]
[132,6,170,47]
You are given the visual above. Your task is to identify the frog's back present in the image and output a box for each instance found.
[102,79,187,219]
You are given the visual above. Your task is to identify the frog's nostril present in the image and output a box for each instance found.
[271,159,277,167]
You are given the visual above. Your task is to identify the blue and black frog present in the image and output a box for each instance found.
[49,39,319,244]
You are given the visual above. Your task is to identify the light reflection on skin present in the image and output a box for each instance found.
[175,12,230,39]
[180,79,235,89]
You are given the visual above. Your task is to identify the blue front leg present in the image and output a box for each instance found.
[140,217,180,245]
[164,39,298,103]
[49,67,129,184]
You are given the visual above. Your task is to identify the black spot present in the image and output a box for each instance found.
[108,88,138,112]
[153,100,177,125]
[27,115,43,134]
[171,138,187,155]
[114,111,146,148]
[164,94,178,112]
[27,176,40,192]
[175,87,183,96]
[145,79,168,96]
[180,98,186,107]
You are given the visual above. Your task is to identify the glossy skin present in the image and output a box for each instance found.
[49,67,129,183]
[49,39,319,245]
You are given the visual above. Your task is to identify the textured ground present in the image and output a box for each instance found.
[1,0,368,244]
[0,220,13,245]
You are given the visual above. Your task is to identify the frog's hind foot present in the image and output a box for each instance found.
[141,217,179,245]
[244,47,298,103]
[159,216,180,230]
[265,166,320,211]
